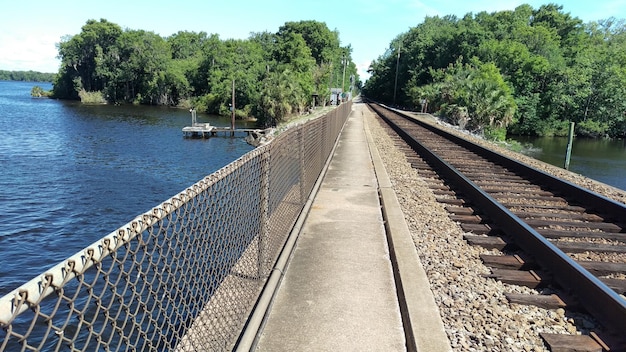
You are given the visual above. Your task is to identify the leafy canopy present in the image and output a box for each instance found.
[364,4,626,138]
[52,19,359,125]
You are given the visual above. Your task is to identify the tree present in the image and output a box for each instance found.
[199,39,267,115]
[365,4,626,138]
[49,18,359,121]
[0,70,56,82]
[168,31,208,60]
[276,20,359,105]
[163,31,215,106]
[102,30,171,104]
[257,70,295,127]
[54,19,122,97]
[407,60,516,139]
[277,20,341,65]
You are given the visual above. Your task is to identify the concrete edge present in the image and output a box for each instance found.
[234,105,353,352]
[363,111,453,352]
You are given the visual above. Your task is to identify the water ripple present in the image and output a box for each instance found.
[0,81,254,296]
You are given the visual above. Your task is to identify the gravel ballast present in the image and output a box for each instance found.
[364,107,626,351]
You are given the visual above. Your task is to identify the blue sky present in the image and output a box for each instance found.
[1,0,625,81]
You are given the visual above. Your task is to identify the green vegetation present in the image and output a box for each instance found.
[78,89,107,104]
[0,70,55,82]
[30,85,52,97]
[52,19,359,127]
[364,4,626,138]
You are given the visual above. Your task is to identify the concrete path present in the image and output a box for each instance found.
[254,102,451,352]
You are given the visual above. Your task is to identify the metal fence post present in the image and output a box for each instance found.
[258,150,270,278]
[299,128,306,206]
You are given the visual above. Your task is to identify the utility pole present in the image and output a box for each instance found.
[327,62,333,106]
[342,54,346,98]
[231,79,235,137]
[393,43,401,105]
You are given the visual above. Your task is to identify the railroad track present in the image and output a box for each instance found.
[367,102,626,351]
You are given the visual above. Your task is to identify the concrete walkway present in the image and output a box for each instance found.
[254,102,451,352]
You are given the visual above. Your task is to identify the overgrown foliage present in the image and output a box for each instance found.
[364,4,626,138]
[52,19,358,126]
[30,86,52,97]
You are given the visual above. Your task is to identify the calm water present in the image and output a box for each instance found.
[510,135,626,191]
[0,81,254,296]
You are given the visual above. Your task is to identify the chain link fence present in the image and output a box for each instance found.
[0,102,352,351]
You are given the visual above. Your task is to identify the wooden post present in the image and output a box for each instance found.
[231,79,235,137]
[564,122,575,170]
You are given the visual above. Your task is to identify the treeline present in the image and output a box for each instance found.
[0,70,55,82]
[364,4,626,139]
[52,19,359,127]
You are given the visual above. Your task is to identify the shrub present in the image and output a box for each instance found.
[30,86,51,97]
[78,89,107,104]
[441,104,470,128]
[483,125,507,141]
[577,120,609,138]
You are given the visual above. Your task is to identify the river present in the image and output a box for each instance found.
[0,81,254,296]
[510,135,626,192]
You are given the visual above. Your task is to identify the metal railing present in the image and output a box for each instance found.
[0,102,352,351]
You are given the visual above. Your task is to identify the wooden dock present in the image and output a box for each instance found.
[182,123,262,138]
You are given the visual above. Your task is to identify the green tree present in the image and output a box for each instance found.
[273,31,315,110]
[199,39,266,115]
[103,30,171,104]
[0,70,55,82]
[277,20,341,65]
[276,20,357,104]
[54,19,122,98]
[49,18,358,121]
[257,70,297,127]
[366,4,626,138]
[407,60,516,138]
[168,31,208,60]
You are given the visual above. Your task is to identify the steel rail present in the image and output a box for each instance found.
[392,108,626,217]
[370,102,626,336]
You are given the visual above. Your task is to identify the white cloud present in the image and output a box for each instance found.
[0,30,60,72]
[357,60,372,81]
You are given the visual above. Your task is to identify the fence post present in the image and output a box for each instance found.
[299,128,306,205]
[258,150,270,278]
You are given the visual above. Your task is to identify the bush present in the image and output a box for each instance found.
[483,125,507,141]
[577,120,609,138]
[30,86,51,97]
[441,104,470,128]
[193,93,221,114]
[78,89,107,104]
[503,139,525,152]
[176,98,193,109]
[550,120,572,137]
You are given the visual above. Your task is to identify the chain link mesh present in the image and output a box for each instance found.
[0,103,352,351]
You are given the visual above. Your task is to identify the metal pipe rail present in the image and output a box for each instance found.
[370,102,626,337]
